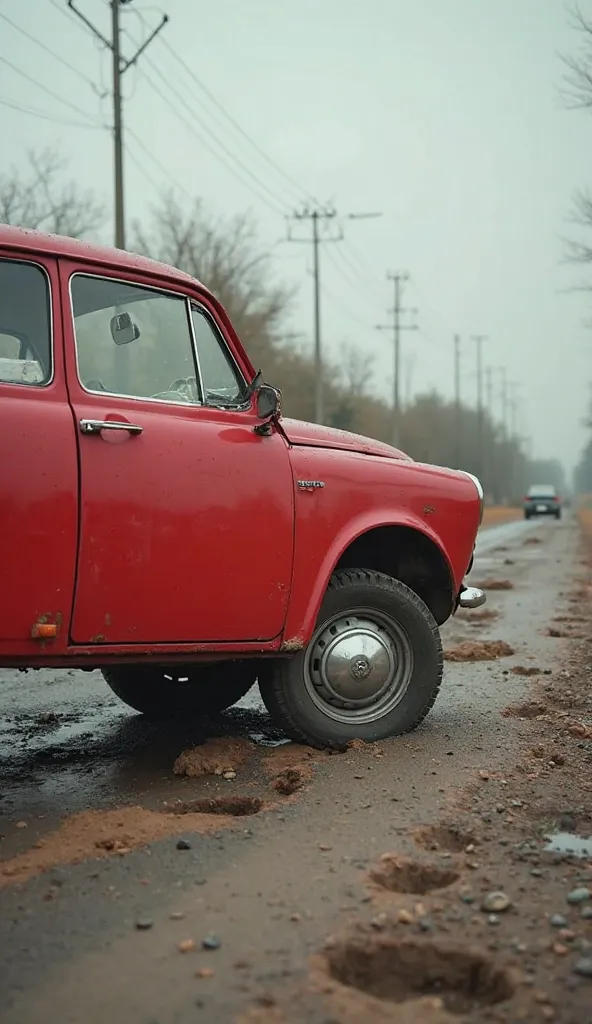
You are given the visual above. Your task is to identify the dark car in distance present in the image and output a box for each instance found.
[523,485,562,520]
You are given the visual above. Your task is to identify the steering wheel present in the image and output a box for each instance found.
[150,377,196,403]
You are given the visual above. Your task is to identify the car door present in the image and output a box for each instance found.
[0,254,78,656]
[62,263,294,645]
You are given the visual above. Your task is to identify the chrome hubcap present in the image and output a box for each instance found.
[304,611,414,725]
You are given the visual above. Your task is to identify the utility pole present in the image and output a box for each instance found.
[454,334,462,468]
[68,1,168,249]
[485,366,496,502]
[287,206,380,424]
[472,335,488,480]
[376,273,418,448]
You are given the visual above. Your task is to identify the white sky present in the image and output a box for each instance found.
[2,0,592,471]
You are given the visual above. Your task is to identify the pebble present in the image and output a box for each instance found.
[419,917,434,932]
[481,891,512,913]
[398,909,413,924]
[567,887,590,905]
[202,934,221,950]
[178,939,196,953]
[176,839,192,851]
[195,967,215,979]
[581,906,592,920]
[488,915,500,926]
[135,918,154,931]
[550,914,568,928]
[573,958,592,978]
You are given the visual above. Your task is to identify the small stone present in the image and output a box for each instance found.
[398,909,413,924]
[581,906,592,919]
[550,914,568,928]
[223,771,236,780]
[15,821,27,829]
[319,844,332,852]
[135,918,154,930]
[290,912,301,923]
[573,957,592,978]
[170,911,185,920]
[370,913,387,930]
[488,914,500,926]
[541,1008,555,1020]
[567,887,590,905]
[178,939,196,953]
[482,891,512,913]
[202,934,221,950]
[419,917,434,932]
[195,967,214,979]
[460,893,475,904]
[552,943,568,956]
[176,839,192,851]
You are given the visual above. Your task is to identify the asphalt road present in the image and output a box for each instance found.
[0,514,578,1023]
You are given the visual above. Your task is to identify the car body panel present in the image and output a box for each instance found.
[0,226,484,668]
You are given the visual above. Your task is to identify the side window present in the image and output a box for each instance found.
[191,306,244,406]
[70,275,201,405]
[0,260,51,386]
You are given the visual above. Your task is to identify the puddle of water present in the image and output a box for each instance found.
[544,832,592,858]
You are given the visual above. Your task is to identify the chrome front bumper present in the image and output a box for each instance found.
[458,586,487,609]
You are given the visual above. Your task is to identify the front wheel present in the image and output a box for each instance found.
[259,570,443,749]
[102,662,257,717]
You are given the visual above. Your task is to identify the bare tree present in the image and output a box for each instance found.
[0,148,104,238]
[133,192,294,368]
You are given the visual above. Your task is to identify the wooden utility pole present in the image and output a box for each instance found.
[68,0,168,249]
[376,273,418,448]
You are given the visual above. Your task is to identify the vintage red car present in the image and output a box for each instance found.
[0,225,485,748]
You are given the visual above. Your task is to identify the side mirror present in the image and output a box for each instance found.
[110,311,140,346]
[256,384,280,420]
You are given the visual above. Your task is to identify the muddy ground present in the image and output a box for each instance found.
[1,515,592,1023]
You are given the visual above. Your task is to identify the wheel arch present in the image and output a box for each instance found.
[282,516,456,650]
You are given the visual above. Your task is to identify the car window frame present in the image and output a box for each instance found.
[0,257,53,388]
[69,270,207,408]
[189,300,248,411]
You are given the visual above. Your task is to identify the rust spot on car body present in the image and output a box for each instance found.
[280,637,305,652]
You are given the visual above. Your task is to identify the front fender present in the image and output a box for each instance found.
[281,506,454,650]
[281,448,478,650]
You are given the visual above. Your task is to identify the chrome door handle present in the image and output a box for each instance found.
[79,419,143,436]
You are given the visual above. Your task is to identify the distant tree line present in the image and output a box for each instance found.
[0,149,563,503]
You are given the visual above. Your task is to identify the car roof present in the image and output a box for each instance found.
[0,224,211,296]
[528,484,556,493]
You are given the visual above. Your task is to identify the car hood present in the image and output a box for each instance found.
[280,418,412,461]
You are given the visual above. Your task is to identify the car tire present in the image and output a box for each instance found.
[102,662,257,717]
[258,569,443,750]
[556,511,562,520]
[524,512,530,520]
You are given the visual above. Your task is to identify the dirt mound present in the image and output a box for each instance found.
[369,855,459,895]
[414,824,476,854]
[457,608,498,622]
[524,536,542,545]
[473,578,514,591]
[271,768,306,795]
[173,737,253,778]
[324,931,515,1014]
[502,700,548,719]
[444,640,514,662]
[511,665,542,676]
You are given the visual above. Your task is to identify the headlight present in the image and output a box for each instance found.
[463,472,484,524]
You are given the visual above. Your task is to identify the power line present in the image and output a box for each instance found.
[0,11,100,91]
[0,54,101,125]
[132,50,290,214]
[150,26,318,207]
[125,127,194,202]
[0,95,104,130]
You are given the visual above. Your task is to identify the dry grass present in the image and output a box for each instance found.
[577,497,592,546]
[481,506,522,528]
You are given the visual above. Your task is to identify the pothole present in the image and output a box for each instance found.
[271,768,305,795]
[473,578,514,591]
[169,796,262,817]
[369,854,459,894]
[325,933,515,1014]
[414,825,475,853]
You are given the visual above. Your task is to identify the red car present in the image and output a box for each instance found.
[0,226,485,748]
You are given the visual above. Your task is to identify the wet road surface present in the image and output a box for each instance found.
[0,514,579,1022]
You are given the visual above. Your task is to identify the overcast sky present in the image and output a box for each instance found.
[2,0,592,472]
